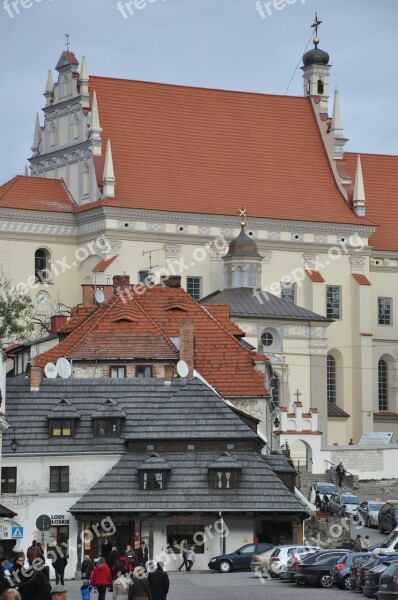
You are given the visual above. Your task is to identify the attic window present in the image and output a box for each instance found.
[94,419,121,437]
[136,365,152,379]
[140,471,167,490]
[50,419,73,437]
[209,470,238,490]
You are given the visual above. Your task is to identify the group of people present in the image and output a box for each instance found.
[315,491,331,513]
[352,534,371,551]
[176,541,196,572]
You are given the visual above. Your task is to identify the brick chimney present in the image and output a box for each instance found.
[50,315,68,335]
[113,275,131,291]
[30,366,43,392]
[161,275,181,288]
[179,320,194,378]
[82,284,115,307]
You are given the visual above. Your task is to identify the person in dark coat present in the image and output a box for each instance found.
[51,551,68,585]
[137,543,148,569]
[17,566,52,600]
[128,567,152,600]
[101,539,113,561]
[81,555,92,579]
[0,562,11,595]
[148,562,169,600]
[26,541,42,566]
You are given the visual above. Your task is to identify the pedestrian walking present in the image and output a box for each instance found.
[125,545,135,569]
[186,547,196,571]
[26,541,42,566]
[148,562,169,600]
[90,557,113,600]
[329,465,336,484]
[315,491,322,509]
[51,550,68,586]
[177,540,188,571]
[353,534,363,552]
[82,556,93,580]
[137,542,148,570]
[112,571,132,600]
[336,462,346,487]
[101,539,113,562]
[128,567,152,600]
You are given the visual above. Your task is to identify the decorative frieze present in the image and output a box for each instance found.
[164,244,181,258]
[303,253,320,270]
[146,223,166,233]
[349,255,366,272]
[283,325,310,338]
[308,341,328,355]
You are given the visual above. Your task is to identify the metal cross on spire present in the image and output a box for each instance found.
[311,13,322,37]
[65,34,70,52]
[294,389,302,403]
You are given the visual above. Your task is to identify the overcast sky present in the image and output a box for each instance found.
[0,0,396,183]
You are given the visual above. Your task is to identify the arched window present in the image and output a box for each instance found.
[327,355,336,404]
[83,162,90,196]
[72,116,79,139]
[378,359,388,411]
[35,248,51,282]
[317,79,324,94]
[235,267,243,287]
[49,123,56,147]
[62,75,69,97]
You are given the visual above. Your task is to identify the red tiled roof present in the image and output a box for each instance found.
[202,304,245,337]
[346,152,398,251]
[0,176,76,213]
[306,269,325,283]
[83,77,371,226]
[352,273,371,285]
[34,286,268,398]
[64,52,79,66]
[92,255,118,273]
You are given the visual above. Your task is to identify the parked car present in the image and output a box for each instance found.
[356,500,384,527]
[208,542,274,573]
[356,555,398,590]
[310,482,339,501]
[378,501,398,534]
[377,561,398,600]
[250,546,276,574]
[332,552,371,590]
[268,545,321,577]
[363,561,398,599]
[329,492,361,516]
[294,551,349,588]
[279,549,320,582]
[372,528,398,555]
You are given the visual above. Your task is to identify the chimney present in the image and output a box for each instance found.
[179,320,194,378]
[30,366,43,392]
[113,275,131,292]
[82,284,116,306]
[161,275,181,288]
[50,315,68,335]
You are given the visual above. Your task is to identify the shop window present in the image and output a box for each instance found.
[94,419,121,437]
[50,420,73,437]
[167,525,204,554]
[140,471,167,490]
[209,470,238,490]
[1,467,17,493]
[110,366,126,379]
[50,466,69,493]
[136,365,152,379]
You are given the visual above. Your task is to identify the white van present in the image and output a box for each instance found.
[371,527,398,555]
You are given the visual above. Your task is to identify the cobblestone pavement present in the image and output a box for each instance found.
[62,571,355,600]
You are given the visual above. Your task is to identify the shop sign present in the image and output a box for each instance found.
[51,515,69,526]
[171,515,201,525]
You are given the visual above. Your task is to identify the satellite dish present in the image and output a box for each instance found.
[44,363,57,379]
[176,360,189,378]
[95,289,105,305]
[56,357,72,379]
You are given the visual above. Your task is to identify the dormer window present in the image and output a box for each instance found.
[140,471,167,490]
[50,419,73,437]
[94,418,121,437]
[207,452,241,491]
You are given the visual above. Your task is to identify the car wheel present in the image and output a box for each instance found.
[219,560,232,573]
[318,572,333,588]
[341,575,352,590]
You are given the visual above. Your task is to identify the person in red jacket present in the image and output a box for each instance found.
[112,551,132,578]
[90,556,112,600]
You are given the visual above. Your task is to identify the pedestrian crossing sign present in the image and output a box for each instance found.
[11,527,23,539]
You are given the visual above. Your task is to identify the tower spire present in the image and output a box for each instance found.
[44,69,54,107]
[79,55,89,106]
[353,155,366,216]
[330,85,348,159]
[102,140,116,197]
[31,113,41,156]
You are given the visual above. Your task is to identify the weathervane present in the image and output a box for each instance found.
[311,13,322,47]
[65,33,70,52]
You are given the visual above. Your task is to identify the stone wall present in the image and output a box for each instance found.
[303,515,352,549]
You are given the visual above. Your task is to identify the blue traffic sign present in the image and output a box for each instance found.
[11,526,23,539]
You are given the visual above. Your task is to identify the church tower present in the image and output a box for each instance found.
[301,15,331,112]
[223,216,263,290]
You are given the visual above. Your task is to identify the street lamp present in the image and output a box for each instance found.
[10,428,18,452]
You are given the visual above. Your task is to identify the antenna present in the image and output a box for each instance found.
[44,363,57,379]
[176,360,189,378]
[95,289,105,305]
[56,357,72,379]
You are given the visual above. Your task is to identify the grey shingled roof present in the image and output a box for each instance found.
[201,287,331,322]
[4,378,258,455]
[47,399,80,420]
[328,402,350,418]
[69,451,307,515]
[137,453,171,471]
[207,452,242,470]
[264,455,296,474]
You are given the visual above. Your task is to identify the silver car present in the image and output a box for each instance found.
[329,492,361,517]
[356,500,384,527]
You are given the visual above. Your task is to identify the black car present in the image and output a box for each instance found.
[208,542,274,573]
[378,561,398,600]
[294,550,349,588]
[363,561,398,599]
[282,549,334,583]
[379,502,398,534]
[356,555,398,590]
[332,552,370,590]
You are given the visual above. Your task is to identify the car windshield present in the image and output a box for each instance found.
[317,484,338,494]
[379,531,398,549]
[393,509,398,517]
[369,503,384,511]
[342,495,360,504]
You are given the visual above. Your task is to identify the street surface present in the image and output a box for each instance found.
[62,571,355,599]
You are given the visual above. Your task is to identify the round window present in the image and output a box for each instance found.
[261,331,274,346]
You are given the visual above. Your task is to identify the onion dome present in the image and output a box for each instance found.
[224,222,262,259]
